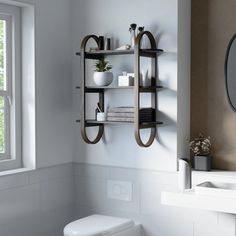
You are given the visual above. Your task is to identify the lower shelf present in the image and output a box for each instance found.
[76,119,163,129]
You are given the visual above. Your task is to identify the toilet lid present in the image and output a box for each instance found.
[64,214,135,236]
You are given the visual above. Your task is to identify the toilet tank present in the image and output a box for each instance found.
[64,214,141,236]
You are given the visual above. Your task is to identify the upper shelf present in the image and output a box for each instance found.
[76,48,164,59]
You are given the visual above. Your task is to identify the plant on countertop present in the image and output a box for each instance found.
[94,58,112,72]
[189,133,211,156]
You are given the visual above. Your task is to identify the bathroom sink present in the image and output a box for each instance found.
[195,181,236,198]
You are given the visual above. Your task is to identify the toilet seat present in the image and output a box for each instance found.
[63,214,135,236]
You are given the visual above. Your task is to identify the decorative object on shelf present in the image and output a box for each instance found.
[138,26,144,34]
[129,24,145,48]
[138,26,145,47]
[178,159,191,191]
[118,72,134,86]
[115,44,131,51]
[189,133,212,171]
[97,112,106,122]
[105,38,111,50]
[89,47,99,52]
[141,69,150,87]
[94,58,113,86]
[107,107,155,123]
[129,23,137,48]
[96,103,106,121]
[98,36,104,50]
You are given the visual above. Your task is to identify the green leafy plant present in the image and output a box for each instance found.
[94,58,112,72]
[189,133,211,156]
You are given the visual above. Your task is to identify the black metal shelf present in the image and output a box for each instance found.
[76,48,164,59]
[76,119,163,129]
[79,31,163,147]
[76,85,163,93]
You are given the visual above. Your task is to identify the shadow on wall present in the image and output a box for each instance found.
[156,109,176,150]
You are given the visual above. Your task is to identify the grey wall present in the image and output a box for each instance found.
[69,1,236,236]
[3,0,75,168]
[74,163,236,236]
[191,0,236,170]
[7,0,75,168]
[34,0,74,168]
[72,0,189,172]
[1,162,235,236]
[0,1,229,236]
[0,0,75,235]
[0,162,235,236]
[0,164,74,236]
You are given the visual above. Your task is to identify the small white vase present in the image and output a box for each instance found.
[141,69,149,87]
[93,72,113,86]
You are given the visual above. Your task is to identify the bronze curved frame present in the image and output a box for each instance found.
[134,31,157,147]
[80,35,104,144]
[80,32,158,147]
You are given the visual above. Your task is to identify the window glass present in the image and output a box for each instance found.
[0,96,5,154]
[0,19,6,91]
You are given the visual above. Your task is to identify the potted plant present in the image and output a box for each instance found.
[189,133,212,171]
[93,58,113,86]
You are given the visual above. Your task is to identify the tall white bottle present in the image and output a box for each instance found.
[178,159,192,191]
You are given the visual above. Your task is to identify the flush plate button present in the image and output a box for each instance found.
[107,180,133,201]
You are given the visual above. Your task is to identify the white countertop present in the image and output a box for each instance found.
[193,170,236,178]
[161,190,236,214]
[161,170,236,214]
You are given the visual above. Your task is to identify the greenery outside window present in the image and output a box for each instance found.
[0,3,21,171]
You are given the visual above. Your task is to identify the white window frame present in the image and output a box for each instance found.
[0,3,21,172]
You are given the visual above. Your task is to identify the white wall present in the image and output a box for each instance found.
[5,0,75,168]
[70,2,235,236]
[75,163,236,236]
[0,1,75,235]
[33,0,74,167]
[0,164,74,236]
[4,0,75,170]
[72,0,188,172]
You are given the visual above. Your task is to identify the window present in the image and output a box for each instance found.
[0,15,12,159]
[0,3,21,171]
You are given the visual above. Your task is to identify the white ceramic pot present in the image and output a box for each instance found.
[93,72,113,86]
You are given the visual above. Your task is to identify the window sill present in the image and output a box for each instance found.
[0,167,35,177]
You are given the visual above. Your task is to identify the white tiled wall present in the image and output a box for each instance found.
[1,163,235,236]
[0,164,75,236]
[74,163,236,236]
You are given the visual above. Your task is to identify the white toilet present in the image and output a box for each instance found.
[64,214,141,236]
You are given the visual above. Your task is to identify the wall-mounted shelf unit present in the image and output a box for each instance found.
[76,31,164,147]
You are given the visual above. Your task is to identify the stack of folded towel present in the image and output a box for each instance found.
[107,107,155,122]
